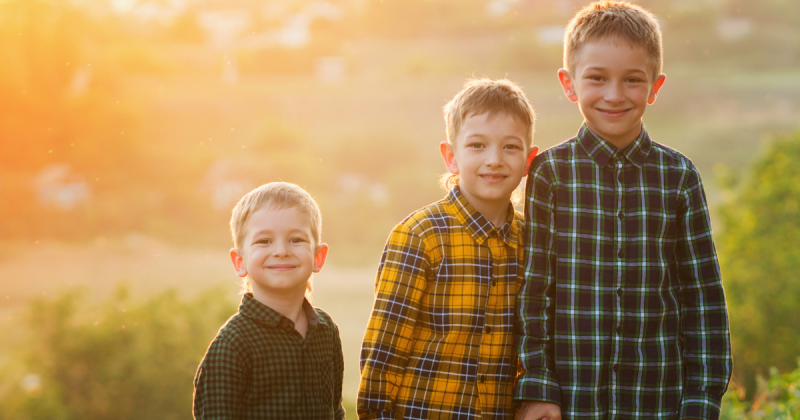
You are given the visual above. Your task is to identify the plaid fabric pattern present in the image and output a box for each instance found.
[515,124,732,420]
[358,187,523,420]
[193,293,345,420]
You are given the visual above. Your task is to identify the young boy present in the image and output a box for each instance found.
[193,182,345,420]
[515,3,732,420]
[358,79,538,419]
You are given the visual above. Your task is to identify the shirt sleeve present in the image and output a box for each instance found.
[193,334,250,420]
[514,158,562,406]
[357,222,429,420]
[675,166,733,420]
[333,323,346,420]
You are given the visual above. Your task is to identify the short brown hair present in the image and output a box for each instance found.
[230,182,322,294]
[564,1,663,80]
[441,78,535,191]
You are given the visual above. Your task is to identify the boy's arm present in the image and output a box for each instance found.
[515,159,562,406]
[193,335,250,420]
[333,323,346,420]
[676,167,733,420]
[358,223,428,420]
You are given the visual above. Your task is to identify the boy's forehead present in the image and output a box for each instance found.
[245,205,313,234]
[460,110,528,133]
[572,37,655,76]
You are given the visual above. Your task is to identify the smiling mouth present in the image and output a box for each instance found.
[267,265,297,271]
[597,108,630,118]
[479,174,508,183]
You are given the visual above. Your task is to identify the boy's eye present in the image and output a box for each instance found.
[290,237,305,243]
[256,238,272,245]
[504,144,521,150]
[586,75,603,81]
[626,77,643,83]
[467,143,485,149]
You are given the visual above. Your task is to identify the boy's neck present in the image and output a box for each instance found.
[586,120,643,151]
[252,287,309,337]
[459,188,510,227]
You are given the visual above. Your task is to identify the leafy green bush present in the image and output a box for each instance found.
[721,362,800,419]
[717,131,800,394]
[0,287,235,420]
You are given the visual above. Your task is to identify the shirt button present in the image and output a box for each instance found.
[484,326,492,334]
[491,279,497,286]
[616,324,622,334]
[305,385,312,393]
[618,212,624,219]
[613,363,620,372]
[617,288,623,296]
[479,375,486,383]
[618,249,625,258]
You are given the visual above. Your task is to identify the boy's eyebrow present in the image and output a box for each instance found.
[465,133,525,141]
[251,228,309,236]
[584,66,648,75]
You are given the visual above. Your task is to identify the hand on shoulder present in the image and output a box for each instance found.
[517,401,561,420]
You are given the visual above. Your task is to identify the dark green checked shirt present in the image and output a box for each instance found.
[193,293,345,420]
[515,124,732,420]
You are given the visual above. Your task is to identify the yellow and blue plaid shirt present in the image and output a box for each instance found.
[358,187,523,420]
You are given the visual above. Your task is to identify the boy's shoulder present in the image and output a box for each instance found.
[312,306,341,335]
[212,311,253,347]
[394,196,458,238]
[531,136,701,183]
[392,196,524,250]
[648,140,699,172]
[211,304,340,350]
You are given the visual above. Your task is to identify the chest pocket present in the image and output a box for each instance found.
[425,235,491,335]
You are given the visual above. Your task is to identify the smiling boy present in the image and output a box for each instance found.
[515,3,732,420]
[358,78,538,419]
[193,182,345,420]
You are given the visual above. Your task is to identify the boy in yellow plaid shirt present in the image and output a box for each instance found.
[357,78,538,419]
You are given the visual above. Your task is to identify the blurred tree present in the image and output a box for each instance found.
[0,287,235,420]
[718,131,800,396]
[0,0,153,240]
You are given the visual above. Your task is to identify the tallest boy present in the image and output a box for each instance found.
[515,2,731,420]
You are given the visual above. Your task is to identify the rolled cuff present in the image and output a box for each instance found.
[679,390,722,420]
[513,368,562,406]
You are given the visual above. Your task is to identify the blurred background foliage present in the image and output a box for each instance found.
[0,0,799,417]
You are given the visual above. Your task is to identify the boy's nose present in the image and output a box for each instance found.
[272,241,290,256]
[485,147,503,166]
[604,82,625,103]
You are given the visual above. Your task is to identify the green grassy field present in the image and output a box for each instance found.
[3,35,799,415]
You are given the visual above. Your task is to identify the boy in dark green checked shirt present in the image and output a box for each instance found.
[515,3,732,420]
[193,182,345,420]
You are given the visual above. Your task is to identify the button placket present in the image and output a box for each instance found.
[611,158,625,410]
[476,239,496,393]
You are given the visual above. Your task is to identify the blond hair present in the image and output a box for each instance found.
[230,182,322,295]
[564,1,663,80]
[441,78,536,195]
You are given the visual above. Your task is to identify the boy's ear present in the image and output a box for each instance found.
[558,69,578,103]
[230,248,248,278]
[524,146,539,173]
[312,243,329,273]
[647,74,667,105]
[440,141,459,175]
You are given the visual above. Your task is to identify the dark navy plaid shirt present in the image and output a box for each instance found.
[515,124,732,420]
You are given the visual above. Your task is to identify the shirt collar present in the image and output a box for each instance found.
[238,293,324,330]
[577,123,651,169]
[446,186,520,249]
